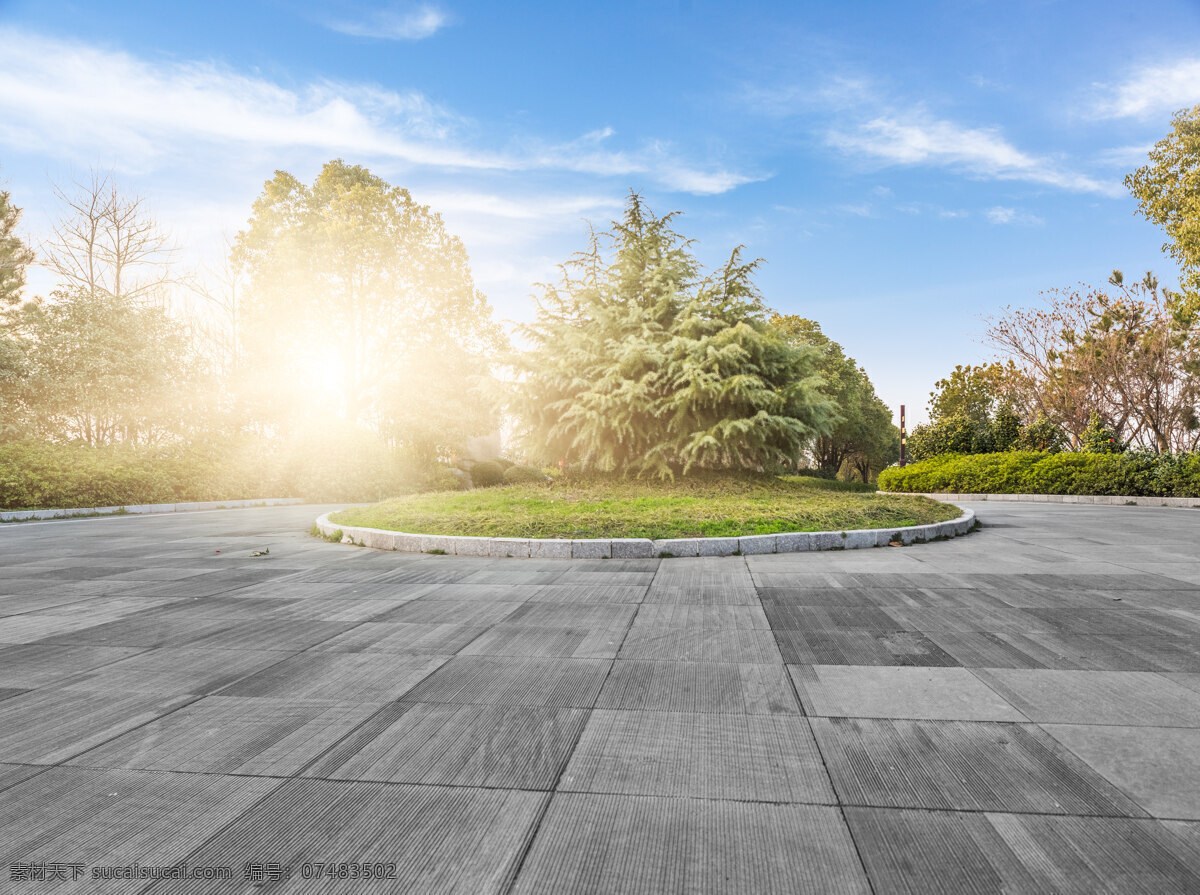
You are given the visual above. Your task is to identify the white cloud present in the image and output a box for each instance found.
[985,206,1043,226]
[828,112,1118,195]
[0,28,754,195]
[1093,58,1200,119]
[325,4,450,40]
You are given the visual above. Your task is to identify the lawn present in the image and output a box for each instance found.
[329,473,960,540]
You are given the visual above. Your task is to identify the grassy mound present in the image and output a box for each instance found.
[329,473,960,540]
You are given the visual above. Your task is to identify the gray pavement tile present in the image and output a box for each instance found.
[0,643,147,688]
[0,767,282,895]
[844,807,1200,895]
[558,570,657,586]
[559,709,833,802]
[790,665,1026,721]
[643,585,761,605]
[631,604,770,628]
[521,584,649,603]
[219,652,448,702]
[308,702,588,789]
[369,599,524,625]
[36,615,241,649]
[598,660,798,715]
[259,596,421,622]
[69,697,379,775]
[0,762,48,793]
[812,717,1146,815]
[511,793,870,895]
[0,688,196,763]
[400,656,611,707]
[0,687,28,702]
[460,625,626,659]
[755,586,887,607]
[419,583,530,601]
[147,778,546,895]
[1165,672,1200,694]
[971,669,1200,726]
[503,602,638,627]
[927,630,1164,671]
[0,588,101,616]
[52,647,291,696]
[455,568,568,585]
[762,604,903,630]
[311,622,487,654]
[774,629,960,667]
[176,618,357,652]
[1044,724,1200,819]
[618,627,782,663]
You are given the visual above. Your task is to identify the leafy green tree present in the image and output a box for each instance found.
[512,193,833,477]
[6,288,212,446]
[0,182,35,308]
[928,363,1008,424]
[770,315,898,479]
[907,413,993,461]
[992,403,1022,452]
[1125,105,1200,294]
[233,160,505,460]
[1017,413,1065,452]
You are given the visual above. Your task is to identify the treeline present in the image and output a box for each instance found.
[0,165,896,509]
[909,104,1200,464]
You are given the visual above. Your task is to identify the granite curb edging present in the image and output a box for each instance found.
[879,491,1200,508]
[0,497,305,523]
[314,506,976,559]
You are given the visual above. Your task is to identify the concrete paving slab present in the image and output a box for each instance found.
[631,604,770,628]
[0,767,281,895]
[0,643,147,688]
[70,697,379,775]
[308,702,588,789]
[219,652,449,702]
[150,778,547,895]
[559,709,834,802]
[643,585,761,605]
[790,665,1027,721]
[0,688,196,763]
[774,629,960,666]
[401,656,612,707]
[511,793,870,895]
[310,622,488,653]
[503,602,638,627]
[1044,724,1200,819]
[371,599,524,625]
[849,806,1200,894]
[618,627,783,663]
[52,647,290,696]
[971,669,1200,726]
[598,660,799,714]
[460,624,627,658]
[813,717,1146,815]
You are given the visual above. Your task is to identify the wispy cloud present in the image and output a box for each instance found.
[0,28,755,195]
[325,4,450,41]
[1092,58,1200,119]
[828,111,1118,195]
[985,206,1043,226]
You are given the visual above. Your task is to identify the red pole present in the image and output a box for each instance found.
[899,404,907,467]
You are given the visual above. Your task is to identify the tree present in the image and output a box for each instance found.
[770,315,898,479]
[512,193,833,477]
[927,363,1009,424]
[6,287,212,446]
[42,171,176,304]
[1125,105,1200,294]
[0,181,35,309]
[232,160,504,461]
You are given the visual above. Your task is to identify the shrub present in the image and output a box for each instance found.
[426,467,467,492]
[1017,415,1065,453]
[1081,411,1126,454]
[470,460,505,488]
[878,450,1200,497]
[503,464,545,485]
[493,457,515,471]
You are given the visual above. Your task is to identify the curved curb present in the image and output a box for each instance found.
[880,491,1200,508]
[1,497,304,524]
[314,507,976,559]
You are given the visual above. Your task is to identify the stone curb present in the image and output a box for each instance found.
[314,507,976,559]
[0,498,305,523]
[880,491,1200,508]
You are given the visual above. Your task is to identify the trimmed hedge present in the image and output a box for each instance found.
[878,451,1200,497]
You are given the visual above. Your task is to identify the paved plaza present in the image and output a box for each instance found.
[2,501,1200,893]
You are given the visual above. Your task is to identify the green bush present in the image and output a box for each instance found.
[470,460,505,488]
[503,464,545,485]
[878,450,1200,497]
[493,457,515,471]
[425,467,467,492]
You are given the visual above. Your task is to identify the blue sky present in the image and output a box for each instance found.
[2,0,1199,423]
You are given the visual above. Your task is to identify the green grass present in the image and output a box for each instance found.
[330,473,959,540]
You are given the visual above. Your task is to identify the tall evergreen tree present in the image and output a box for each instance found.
[512,194,833,477]
[0,183,35,309]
